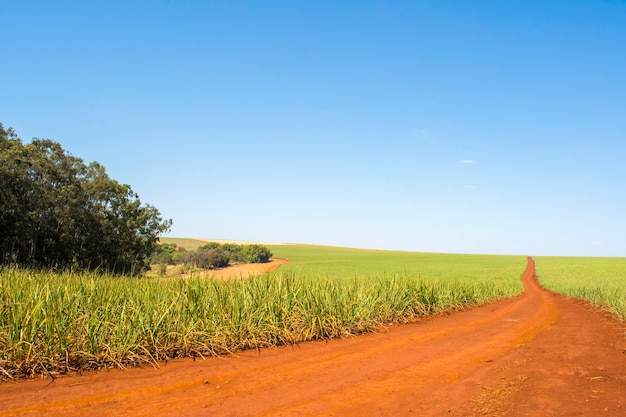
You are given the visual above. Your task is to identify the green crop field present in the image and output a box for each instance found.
[269,244,525,282]
[0,244,526,380]
[535,256,626,320]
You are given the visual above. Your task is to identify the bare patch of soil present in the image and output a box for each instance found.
[1,258,624,416]
[187,258,289,280]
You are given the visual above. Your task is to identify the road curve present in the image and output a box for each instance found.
[1,257,623,416]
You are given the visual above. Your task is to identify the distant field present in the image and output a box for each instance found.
[0,243,526,379]
[148,240,626,322]
[535,256,626,320]
[160,237,285,251]
[157,242,626,322]
[159,237,212,251]
[168,239,526,284]
[268,244,525,282]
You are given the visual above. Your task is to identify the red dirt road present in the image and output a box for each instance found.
[1,257,625,416]
[182,258,289,280]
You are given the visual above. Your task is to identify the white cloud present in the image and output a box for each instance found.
[464,185,476,190]
[460,159,475,164]
[591,241,604,246]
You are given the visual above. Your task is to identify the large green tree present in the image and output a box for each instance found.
[0,123,172,274]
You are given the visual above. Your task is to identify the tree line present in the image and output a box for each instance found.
[0,122,172,275]
[151,242,273,271]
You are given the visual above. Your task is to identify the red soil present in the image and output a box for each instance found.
[184,258,289,280]
[1,257,624,416]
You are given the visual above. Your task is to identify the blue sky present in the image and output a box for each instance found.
[2,1,625,256]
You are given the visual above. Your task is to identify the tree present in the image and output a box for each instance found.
[171,247,187,263]
[151,251,173,265]
[150,243,177,265]
[185,248,229,269]
[243,244,272,263]
[0,123,172,275]
[198,242,221,250]
[221,243,245,263]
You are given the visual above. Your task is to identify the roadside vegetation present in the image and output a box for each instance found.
[149,241,272,277]
[0,123,171,275]
[535,257,626,320]
[0,247,525,380]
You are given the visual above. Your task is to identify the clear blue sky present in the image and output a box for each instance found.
[2,1,625,256]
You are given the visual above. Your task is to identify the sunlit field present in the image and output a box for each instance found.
[159,237,210,251]
[535,256,626,320]
[1,245,526,380]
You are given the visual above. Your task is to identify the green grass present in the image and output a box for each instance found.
[269,244,525,281]
[535,256,626,320]
[1,245,526,380]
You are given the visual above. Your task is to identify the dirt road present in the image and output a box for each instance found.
[183,258,289,280]
[1,257,624,416]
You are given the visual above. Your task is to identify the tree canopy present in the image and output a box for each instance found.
[0,122,172,275]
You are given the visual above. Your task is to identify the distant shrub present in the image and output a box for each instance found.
[160,243,178,253]
[150,243,177,265]
[185,248,229,269]
[228,252,246,264]
[221,243,242,254]
[198,242,222,250]
[150,251,173,265]
[171,251,187,263]
[243,244,272,263]
[221,243,245,263]
[176,242,272,269]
